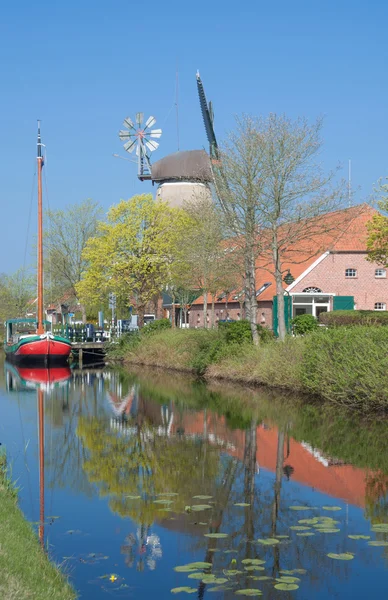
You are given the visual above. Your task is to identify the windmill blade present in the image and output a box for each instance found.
[145,116,156,129]
[150,129,162,138]
[136,112,144,126]
[124,139,137,153]
[145,139,159,152]
[119,130,134,141]
[123,117,135,130]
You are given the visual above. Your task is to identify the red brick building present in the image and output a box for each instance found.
[189,204,388,329]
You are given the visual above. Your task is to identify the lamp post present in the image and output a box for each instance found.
[283,270,295,333]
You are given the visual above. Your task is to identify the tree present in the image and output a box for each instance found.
[176,194,238,329]
[366,179,388,266]
[76,194,189,328]
[45,199,102,323]
[0,269,34,325]
[217,115,344,342]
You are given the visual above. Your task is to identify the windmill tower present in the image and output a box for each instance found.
[118,113,162,181]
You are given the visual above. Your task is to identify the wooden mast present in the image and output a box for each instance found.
[37,122,44,335]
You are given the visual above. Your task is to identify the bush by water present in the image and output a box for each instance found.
[120,324,388,412]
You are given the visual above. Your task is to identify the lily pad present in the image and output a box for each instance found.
[297,532,315,537]
[256,538,280,545]
[276,577,300,584]
[235,590,263,596]
[158,492,178,496]
[255,576,272,581]
[327,553,354,560]
[223,569,244,576]
[298,518,319,524]
[318,528,341,533]
[244,566,265,572]
[368,541,388,547]
[188,572,205,580]
[193,495,213,500]
[242,559,266,565]
[174,561,212,572]
[322,506,342,511]
[274,535,289,539]
[171,587,197,594]
[191,504,212,511]
[154,499,173,504]
[289,526,311,531]
[274,583,299,591]
[234,503,251,507]
[289,506,313,511]
[125,495,141,500]
[348,535,370,540]
[204,533,228,538]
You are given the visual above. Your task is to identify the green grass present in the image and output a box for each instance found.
[123,326,388,412]
[0,451,76,600]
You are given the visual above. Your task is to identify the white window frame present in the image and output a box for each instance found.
[374,302,386,311]
[375,268,386,278]
[345,268,357,278]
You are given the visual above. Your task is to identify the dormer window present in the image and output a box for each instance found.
[345,268,357,278]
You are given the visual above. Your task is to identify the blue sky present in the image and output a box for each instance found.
[1,0,387,273]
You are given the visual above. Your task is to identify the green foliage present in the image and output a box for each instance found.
[291,314,319,335]
[77,195,190,325]
[366,179,388,266]
[219,320,274,345]
[320,310,388,327]
[142,318,172,335]
[218,320,252,344]
[301,326,388,410]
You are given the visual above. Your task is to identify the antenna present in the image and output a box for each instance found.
[348,159,352,207]
[118,115,162,181]
[175,63,180,151]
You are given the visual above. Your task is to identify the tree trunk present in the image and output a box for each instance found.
[203,289,208,329]
[80,304,87,324]
[171,293,176,329]
[211,294,215,329]
[273,236,286,341]
[138,306,145,328]
[245,247,259,345]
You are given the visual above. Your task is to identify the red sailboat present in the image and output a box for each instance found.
[4,123,72,365]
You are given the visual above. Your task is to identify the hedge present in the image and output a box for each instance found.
[319,310,388,327]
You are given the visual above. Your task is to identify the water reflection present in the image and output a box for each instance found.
[0,361,387,599]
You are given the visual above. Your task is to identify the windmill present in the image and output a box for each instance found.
[118,113,162,181]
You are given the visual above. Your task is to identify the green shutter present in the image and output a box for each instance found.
[333,296,354,310]
[272,295,292,336]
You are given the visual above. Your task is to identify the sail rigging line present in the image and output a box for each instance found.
[21,164,36,312]
[43,162,54,313]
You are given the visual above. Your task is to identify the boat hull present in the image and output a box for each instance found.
[4,334,72,365]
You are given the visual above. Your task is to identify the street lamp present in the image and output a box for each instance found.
[283,270,295,333]
[283,269,295,286]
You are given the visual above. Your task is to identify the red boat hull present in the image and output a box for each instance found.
[15,338,71,358]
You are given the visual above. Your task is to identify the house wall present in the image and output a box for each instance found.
[291,252,388,309]
[188,301,273,328]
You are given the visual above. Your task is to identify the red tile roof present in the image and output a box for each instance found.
[192,204,376,305]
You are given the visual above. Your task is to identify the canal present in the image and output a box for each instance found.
[0,357,387,599]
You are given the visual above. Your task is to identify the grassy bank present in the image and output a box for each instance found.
[0,451,76,600]
[116,325,388,412]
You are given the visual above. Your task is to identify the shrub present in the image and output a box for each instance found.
[218,320,252,344]
[142,318,172,335]
[300,326,388,410]
[291,314,319,335]
[218,320,274,344]
[319,310,388,327]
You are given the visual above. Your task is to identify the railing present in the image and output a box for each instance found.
[51,324,136,343]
